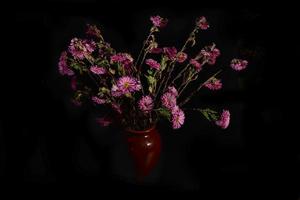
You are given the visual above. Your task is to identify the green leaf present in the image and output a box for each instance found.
[157,108,171,120]
[147,69,153,75]
[145,75,156,85]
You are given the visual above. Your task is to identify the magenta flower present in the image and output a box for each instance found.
[204,78,222,90]
[190,59,202,72]
[150,16,168,28]
[167,86,178,97]
[86,24,101,38]
[150,47,163,54]
[230,59,248,71]
[163,47,177,60]
[117,76,141,94]
[215,110,230,129]
[68,38,96,60]
[58,51,74,76]
[145,58,160,70]
[111,85,122,97]
[161,92,177,110]
[111,103,122,114]
[96,117,112,127]
[138,95,154,113]
[197,16,209,30]
[92,96,106,104]
[71,76,77,91]
[171,106,185,129]
[200,46,221,65]
[177,52,188,63]
[110,53,133,68]
[90,65,106,75]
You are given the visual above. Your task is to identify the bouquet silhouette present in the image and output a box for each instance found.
[58,15,248,131]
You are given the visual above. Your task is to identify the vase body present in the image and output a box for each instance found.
[124,125,161,181]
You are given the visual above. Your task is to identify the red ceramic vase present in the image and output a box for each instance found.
[124,125,161,181]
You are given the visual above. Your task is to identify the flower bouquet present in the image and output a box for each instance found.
[58,15,248,178]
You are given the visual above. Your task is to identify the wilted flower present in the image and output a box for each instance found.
[190,59,202,72]
[86,24,102,38]
[150,15,168,28]
[90,65,106,75]
[145,58,160,70]
[138,95,154,113]
[117,76,141,95]
[92,96,106,104]
[58,51,74,76]
[163,47,177,60]
[171,106,185,129]
[197,16,209,30]
[68,38,96,60]
[215,110,230,129]
[177,52,188,63]
[230,59,248,71]
[204,78,222,90]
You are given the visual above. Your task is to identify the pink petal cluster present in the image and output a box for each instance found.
[68,38,96,60]
[197,16,209,30]
[177,52,188,63]
[110,53,133,68]
[145,59,160,70]
[150,47,163,54]
[92,96,106,104]
[161,92,177,110]
[96,117,112,127]
[171,106,185,129]
[163,47,177,60]
[204,78,222,90]
[190,59,202,72]
[230,59,248,71]
[86,24,101,38]
[215,110,230,129]
[167,86,178,96]
[116,76,142,95]
[200,47,221,65]
[90,65,106,75]
[150,16,168,28]
[58,51,74,76]
[138,95,154,113]
[111,84,122,97]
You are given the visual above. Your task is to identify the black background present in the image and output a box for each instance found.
[2,0,299,198]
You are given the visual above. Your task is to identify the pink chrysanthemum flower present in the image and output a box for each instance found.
[86,24,101,38]
[110,53,133,68]
[190,59,202,72]
[150,47,163,54]
[230,59,248,71]
[111,85,122,97]
[150,15,168,28]
[177,52,188,63]
[167,86,178,97]
[161,92,177,110]
[204,78,222,90]
[117,76,141,94]
[215,110,230,129]
[71,76,77,91]
[58,51,74,76]
[111,103,122,114]
[163,47,177,60]
[200,46,221,65]
[197,16,209,30]
[138,95,154,113]
[92,96,106,104]
[171,106,185,129]
[145,58,160,70]
[90,65,106,75]
[96,117,112,127]
[68,38,96,60]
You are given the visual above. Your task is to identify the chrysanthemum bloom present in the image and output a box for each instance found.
[230,59,248,71]
[138,95,154,113]
[58,51,74,76]
[116,76,142,95]
[90,65,106,75]
[145,58,160,70]
[161,92,177,110]
[111,103,122,114]
[197,16,209,30]
[163,47,177,60]
[171,106,185,129]
[150,15,168,28]
[150,47,163,54]
[110,53,133,68]
[111,85,122,97]
[200,46,220,65]
[177,52,188,63]
[68,38,96,60]
[92,96,106,104]
[204,78,222,90]
[71,76,77,91]
[86,24,101,38]
[215,110,230,129]
[190,59,202,72]
[96,117,112,127]
[167,86,178,97]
